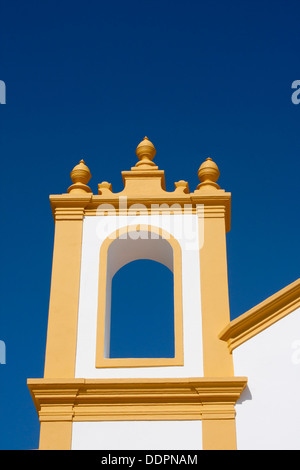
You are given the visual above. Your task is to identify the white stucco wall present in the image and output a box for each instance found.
[75,214,204,379]
[233,307,300,450]
[71,420,202,450]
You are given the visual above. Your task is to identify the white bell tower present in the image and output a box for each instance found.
[28,137,247,450]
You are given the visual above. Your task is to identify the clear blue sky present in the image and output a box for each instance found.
[0,0,299,450]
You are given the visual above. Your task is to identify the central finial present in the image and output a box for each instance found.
[134,136,157,169]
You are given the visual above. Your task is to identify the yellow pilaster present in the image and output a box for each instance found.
[202,417,237,450]
[43,199,90,378]
[197,203,234,376]
[39,421,73,450]
[191,157,236,449]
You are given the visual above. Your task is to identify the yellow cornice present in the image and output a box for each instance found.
[49,192,231,230]
[49,194,92,221]
[219,278,300,353]
[27,377,247,423]
[192,192,231,232]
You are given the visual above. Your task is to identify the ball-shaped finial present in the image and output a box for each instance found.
[135,136,156,168]
[70,159,91,185]
[68,159,92,193]
[197,158,220,190]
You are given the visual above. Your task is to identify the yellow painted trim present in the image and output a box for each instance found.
[27,376,247,421]
[39,421,73,450]
[52,194,230,231]
[49,193,230,229]
[202,419,237,450]
[28,376,247,450]
[191,192,231,232]
[95,225,184,368]
[195,202,234,377]
[44,195,92,378]
[219,278,300,353]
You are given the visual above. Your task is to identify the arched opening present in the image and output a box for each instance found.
[109,259,175,359]
[96,225,184,368]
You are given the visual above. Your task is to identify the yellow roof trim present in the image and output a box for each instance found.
[219,278,300,352]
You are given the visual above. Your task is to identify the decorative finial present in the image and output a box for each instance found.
[68,159,92,193]
[196,157,220,190]
[174,180,190,194]
[98,181,112,195]
[134,136,157,169]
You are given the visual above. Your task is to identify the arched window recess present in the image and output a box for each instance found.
[95,225,184,368]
